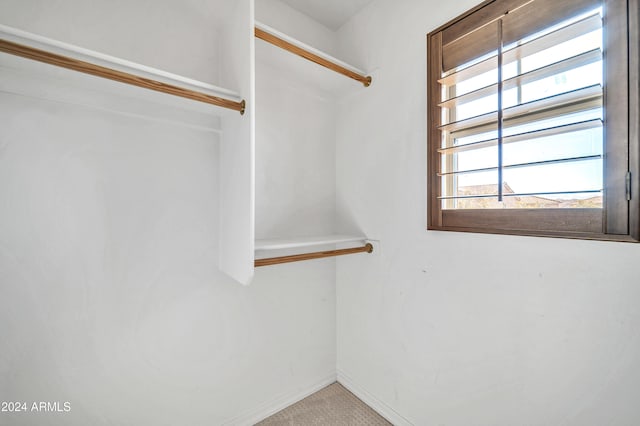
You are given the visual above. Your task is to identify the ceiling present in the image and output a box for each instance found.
[279,0,375,31]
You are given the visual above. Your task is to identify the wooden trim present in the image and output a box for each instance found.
[440,208,604,233]
[254,27,372,87]
[427,32,444,228]
[0,38,246,114]
[629,0,640,241]
[430,223,638,242]
[603,0,630,234]
[442,20,499,73]
[426,0,640,242]
[254,243,373,267]
[430,0,500,39]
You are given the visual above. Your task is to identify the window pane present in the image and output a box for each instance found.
[503,127,602,165]
[504,108,601,136]
[455,93,498,121]
[512,62,602,107]
[519,29,602,75]
[449,128,498,149]
[502,158,602,196]
[454,146,499,171]
[455,170,498,196]
[452,66,498,98]
[441,170,498,210]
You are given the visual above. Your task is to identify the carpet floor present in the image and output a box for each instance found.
[256,382,392,425]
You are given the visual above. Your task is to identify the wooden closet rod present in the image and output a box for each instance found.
[255,243,373,267]
[0,39,246,114]
[254,27,372,87]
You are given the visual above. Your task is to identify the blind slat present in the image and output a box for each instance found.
[502,0,601,49]
[439,12,601,85]
[442,0,529,46]
[437,154,602,176]
[438,190,602,200]
[439,84,602,132]
[440,0,601,73]
[442,21,499,73]
[438,118,602,153]
[439,48,601,108]
[502,12,601,64]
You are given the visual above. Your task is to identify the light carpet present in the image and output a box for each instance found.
[256,382,392,425]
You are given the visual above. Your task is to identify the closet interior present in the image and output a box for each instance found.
[0,0,374,285]
[253,14,374,274]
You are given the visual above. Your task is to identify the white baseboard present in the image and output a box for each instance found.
[337,369,413,426]
[222,371,337,426]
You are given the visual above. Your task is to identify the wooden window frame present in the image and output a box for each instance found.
[427,0,640,242]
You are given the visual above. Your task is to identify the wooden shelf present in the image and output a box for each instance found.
[255,21,371,97]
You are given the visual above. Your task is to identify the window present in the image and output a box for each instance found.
[427,0,639,241]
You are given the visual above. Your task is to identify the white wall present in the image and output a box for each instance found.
[0,1,335,424]
[255,61,337,239]
[253,0,339,411]
[6,0,636,424]
[256,0,338,56]
[335,1,640,425]
[0,0,233,85]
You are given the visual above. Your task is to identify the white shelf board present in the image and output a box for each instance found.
[0,56,223,133]
[255,21,370,98]
[255,234,368,251]
[0,24,242,129]
[1,24,241,100]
